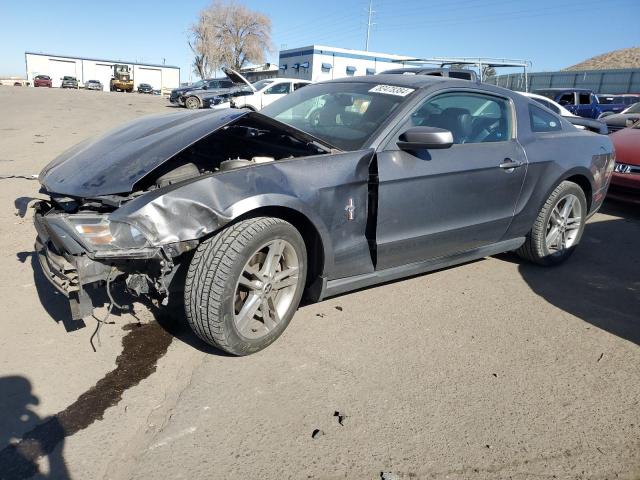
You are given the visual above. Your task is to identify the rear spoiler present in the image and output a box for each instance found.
[563,116,608,135]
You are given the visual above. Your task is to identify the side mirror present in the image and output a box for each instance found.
[397,126,453,150]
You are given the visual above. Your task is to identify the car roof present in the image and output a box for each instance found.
[324,74,455,88]
[535,88,592,92]
[322,74,520,98]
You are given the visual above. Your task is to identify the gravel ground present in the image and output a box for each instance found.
[0,85,638,480]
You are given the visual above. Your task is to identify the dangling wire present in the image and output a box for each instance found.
[89,268,119,352]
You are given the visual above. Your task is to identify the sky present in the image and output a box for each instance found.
[1,0,639,80]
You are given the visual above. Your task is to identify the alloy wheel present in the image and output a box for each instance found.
[545,193,582,254]
[233,239,300,339]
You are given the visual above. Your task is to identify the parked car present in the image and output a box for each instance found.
[607,122,640,203]
[138,83,154,94]
[179,79,238,109]
[169,78,235,105]
[33,75,614,355]
[85,80,103,91]
[60,76,79,89]
[599,102,640,133]
[219,68,311,111]
[34,75,52,88]
[534,88,604,118]
[597,94,640,118]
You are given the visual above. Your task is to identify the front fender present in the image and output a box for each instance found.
[112,149,374,280]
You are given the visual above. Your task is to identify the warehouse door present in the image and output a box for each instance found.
[135,68,162,91]
[94,64,113,91]
[49,59,77,88]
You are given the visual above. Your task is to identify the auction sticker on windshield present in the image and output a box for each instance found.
[369,85,415,97]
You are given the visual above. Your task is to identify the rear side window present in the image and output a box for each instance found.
[530,105,562,132]
[532,97,560,114]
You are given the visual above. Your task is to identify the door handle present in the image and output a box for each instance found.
[499,158,523,170]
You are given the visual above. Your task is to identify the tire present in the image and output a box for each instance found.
[516,181,587,266]
[184,217,307,355]
[185,96,200,109]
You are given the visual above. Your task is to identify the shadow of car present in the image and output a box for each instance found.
[511,201,640,345]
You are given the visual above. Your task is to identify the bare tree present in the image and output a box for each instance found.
[482,66,497,81]
[190,0,273,77]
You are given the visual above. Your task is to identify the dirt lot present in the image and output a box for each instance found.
[0,85,638,480]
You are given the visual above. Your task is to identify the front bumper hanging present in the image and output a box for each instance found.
[34,211,111,319]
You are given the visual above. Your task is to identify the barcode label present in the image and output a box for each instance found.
[369,85,415,97]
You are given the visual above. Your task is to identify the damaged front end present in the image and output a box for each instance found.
[33,198,196,319]
[33,108,336,320]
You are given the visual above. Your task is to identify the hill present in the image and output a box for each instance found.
[565,47,640,71]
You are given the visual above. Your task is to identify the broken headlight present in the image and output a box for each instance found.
[66,216,150,250]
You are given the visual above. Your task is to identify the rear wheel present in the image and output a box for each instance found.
[516,181,587,266]
[184,217,307,355]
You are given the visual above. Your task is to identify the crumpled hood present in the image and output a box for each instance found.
[39,109,246,197]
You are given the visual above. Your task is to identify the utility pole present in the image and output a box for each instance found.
[365,0,374,51]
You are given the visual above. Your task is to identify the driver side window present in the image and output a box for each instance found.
[265,83,291,95]
[406,92,512,144]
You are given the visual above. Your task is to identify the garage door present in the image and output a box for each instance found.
[49,59,77,88]
[94,64,113,91]
[135,68,162,90]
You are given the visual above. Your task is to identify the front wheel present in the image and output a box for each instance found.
[185,96,200,109]
[184,217,307,355]
[516,181,587,266]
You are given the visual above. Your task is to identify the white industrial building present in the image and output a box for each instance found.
[278,45,417,82]
[25,52,180,91]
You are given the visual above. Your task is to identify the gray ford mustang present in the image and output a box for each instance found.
[34,75,614,355]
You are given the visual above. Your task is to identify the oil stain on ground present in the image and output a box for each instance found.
[0,321,173,480]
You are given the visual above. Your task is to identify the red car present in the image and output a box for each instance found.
[34,75,52,87]
[609,122,640,203]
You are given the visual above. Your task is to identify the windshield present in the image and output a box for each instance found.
[261,82,413,150]
[251,79,275,91]
[63,77,75,81]
[191,80,206,89]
